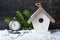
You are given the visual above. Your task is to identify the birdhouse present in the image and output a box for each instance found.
[27,6,55,33]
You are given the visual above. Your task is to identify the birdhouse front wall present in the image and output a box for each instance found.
[32,13,50,33]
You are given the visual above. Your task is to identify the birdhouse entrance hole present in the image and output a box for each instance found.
[39,18,44,23]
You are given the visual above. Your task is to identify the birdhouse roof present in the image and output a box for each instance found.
[27,7,55,24]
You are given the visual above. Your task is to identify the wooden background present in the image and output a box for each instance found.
[0,0,60,30]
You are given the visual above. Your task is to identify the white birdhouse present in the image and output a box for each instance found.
[27,6,55,33]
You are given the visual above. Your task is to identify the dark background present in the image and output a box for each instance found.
[0,0,60,30]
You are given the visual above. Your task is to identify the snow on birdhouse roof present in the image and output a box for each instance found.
[27,7,55,24]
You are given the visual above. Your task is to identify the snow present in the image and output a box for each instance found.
[0,29,60,40]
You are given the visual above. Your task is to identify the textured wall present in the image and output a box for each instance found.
[0,0,60,30]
